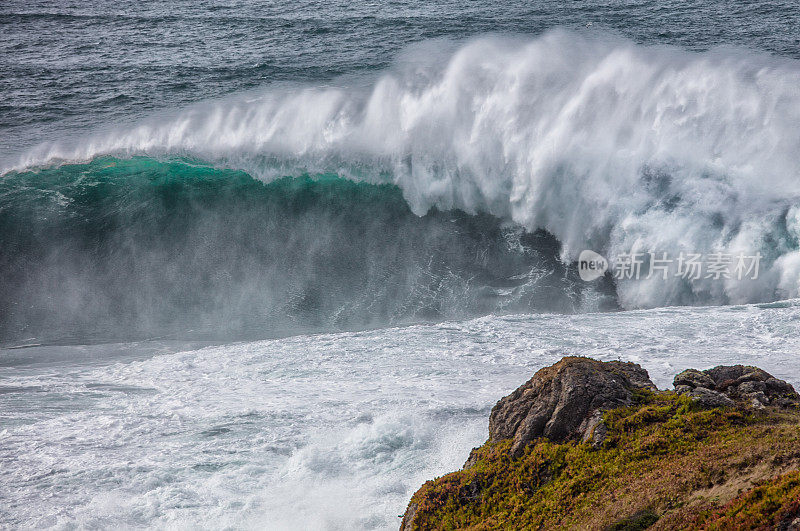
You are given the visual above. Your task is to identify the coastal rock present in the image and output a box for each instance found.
[682,386,735,408]
[402,358,800,530]
[673,368,715,389]
[672,364,800,409]
[488,356,656,457]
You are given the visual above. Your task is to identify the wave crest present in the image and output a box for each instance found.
[6,30,800,310]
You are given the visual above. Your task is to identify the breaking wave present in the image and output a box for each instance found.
[3,30,800,341]
[0,156,611,343]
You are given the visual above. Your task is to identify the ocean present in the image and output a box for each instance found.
[2,0,800,528]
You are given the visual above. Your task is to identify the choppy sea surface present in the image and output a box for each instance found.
[3,0,800,528]
[3,301,800,529]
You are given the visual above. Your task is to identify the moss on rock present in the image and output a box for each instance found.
[401,368,800,530]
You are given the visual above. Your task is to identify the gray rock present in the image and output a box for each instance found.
[679,386,735,408]
[475,359,798,464]
[462,448,480,470]
[766,377,795,395]
[705,365,771,390]
[488,356,656,457]
[400,502,418,531]
[673,369,715,389]
[579,410,609,448]
[779,514,800,531]
[704,365,750,386]
[735,369,773,385]
[736,380,767,395]
[672,365,799,409]
[749,391,769,409]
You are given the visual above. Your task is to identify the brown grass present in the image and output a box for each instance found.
[402,392,800,530]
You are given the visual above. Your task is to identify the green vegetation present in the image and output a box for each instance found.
[403,392,800,530]
[690,470,800,529]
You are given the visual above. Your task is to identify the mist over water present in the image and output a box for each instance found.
[0,156,613,343]
[5,1,800,529]
[5,31,800,343]
[4,304,800,528]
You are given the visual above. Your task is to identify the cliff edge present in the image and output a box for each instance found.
[401,356,800,530]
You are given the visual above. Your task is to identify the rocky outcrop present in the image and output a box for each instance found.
[486,360,800,460]
[401,357,800,531]
[486,356,656,457]
[673,365,800,409]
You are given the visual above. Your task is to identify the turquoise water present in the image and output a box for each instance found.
[2,3,800,342]
[5,27,800,341]
[4,2,800,529]
[1,156,605,343]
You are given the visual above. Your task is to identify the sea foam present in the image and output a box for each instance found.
[6,30,800,309]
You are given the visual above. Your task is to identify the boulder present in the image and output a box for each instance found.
[466,359,798,464]
[488,356,656,457]
[682,386,735,408]
[672,364,800,409]
[673,369,715,389]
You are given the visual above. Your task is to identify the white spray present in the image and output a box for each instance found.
[7,29,800,308]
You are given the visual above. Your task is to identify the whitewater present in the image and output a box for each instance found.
[6,31,800,313]
[3,302,800,528]
[3,8,800,530]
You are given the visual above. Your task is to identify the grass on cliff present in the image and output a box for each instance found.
[404,392,800,530]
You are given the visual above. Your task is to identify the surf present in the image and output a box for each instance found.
[3,30,800,342]
[0,156,612,343]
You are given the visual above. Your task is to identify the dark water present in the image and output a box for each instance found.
[3,0,799,156]
[0,157,615,343]
[2,1,800,343]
